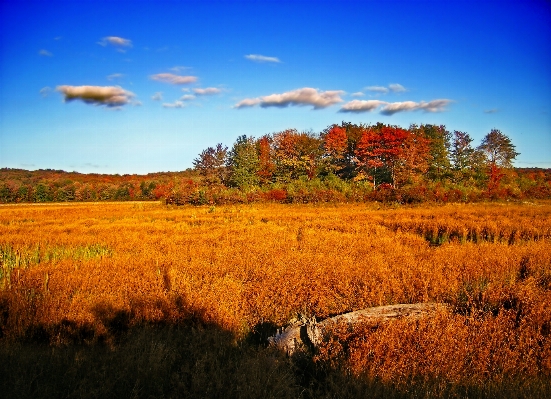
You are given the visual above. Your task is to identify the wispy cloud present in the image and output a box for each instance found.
[245,54,281,63]
[98,36,132,47]
[151,92,163,101]
[365,84,407,94]
[82,163,102,169]
[162,101,186,108]
[339,100,387,113]
[39,87,52,97]
[180,94,196,101]
[150,73,198,85]
[107,73,124,81]
[193,87,222,95]
[235,87,344,109]
[351,92,365,97]
[484,108,499,114]
[340,99,453,114]
[56,85,135,107]
[170,66,191,72]
[389,83,407,93]
[39,49,53,57]
[366,86,389,94]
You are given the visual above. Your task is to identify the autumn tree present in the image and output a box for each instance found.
[355,124,432,188]
[256,135,275,184]
[329,122,367,179]
[394,128,431,186]
[322,125,348,175]
[193,143,228,184]
[355,125,409,188]
[272,129,323,182]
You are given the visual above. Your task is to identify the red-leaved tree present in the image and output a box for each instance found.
[355,126,409,188]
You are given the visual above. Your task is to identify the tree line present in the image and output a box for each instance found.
[0,122,550,204]
[192,122,528,196]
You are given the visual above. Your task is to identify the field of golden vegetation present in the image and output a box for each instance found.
[1,201,550,398]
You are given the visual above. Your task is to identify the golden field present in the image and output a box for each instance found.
[1,201,550,398]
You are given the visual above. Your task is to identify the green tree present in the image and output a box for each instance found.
[477,129,519,195]
[451,130,474,172]
[411,124,451,181]
[34,183,53,202]
[227,135,260,189]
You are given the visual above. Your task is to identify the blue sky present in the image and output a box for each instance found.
[1,0,549,174]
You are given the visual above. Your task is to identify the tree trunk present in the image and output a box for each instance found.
[268,303,445,355]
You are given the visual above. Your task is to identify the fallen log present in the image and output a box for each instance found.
[268,302,446,355]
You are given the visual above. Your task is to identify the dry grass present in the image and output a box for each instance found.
[0,201,550,398]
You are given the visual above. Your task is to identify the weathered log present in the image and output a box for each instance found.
[268,302,446,355]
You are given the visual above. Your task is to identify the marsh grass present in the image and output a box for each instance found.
[0,201,549,398]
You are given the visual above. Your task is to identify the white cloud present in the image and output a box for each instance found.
[133,101,143,106]
[389,83,407,93]
[235,87,344,109]
[150,73,198,85]
[351,92,364,97]
[151,92,163,101]
[39,49,53,57]
[366,86,389,94]
[380,101,419,115]
[193,87,222,95]
[245,54,281,63]
[39,87,52,97]
[180,94,196,101]
[234,98,261,108]
[107,73,124,80]
[99,36,132,47]
[56,85,135,107]
[484,108,499,114]
[339,100,387,113]
[162,101,186,108]
[380,99,453,115]
[417,99,453,113]
[339,98,453,114]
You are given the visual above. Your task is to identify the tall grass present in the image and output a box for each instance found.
[0,201,549,398]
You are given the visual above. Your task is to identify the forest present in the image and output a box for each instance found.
[1,122,550,204]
